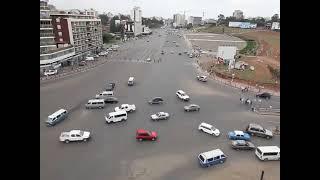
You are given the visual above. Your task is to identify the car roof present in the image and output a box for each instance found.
[257,146,280,152]
[200,149,224,159]
[48,109,67,118]
[177,90,185,93]
[249,123,263,129]
[200,122,212,128]
[70,130,81,134]
[153,97,163,99]
[108,110,126,116]
[137,129,149,133]
[234,130,244,135]
[190,104,198,106]
[88,99,104,103]
[235,140,246,145]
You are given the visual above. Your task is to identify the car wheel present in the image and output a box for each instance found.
[130,109,133,113]
[139,138,143,141]
[152,138,155,141]
[266,136,270,139]
[122,118,126,121]
[220,160,224,164]
[65,140,69,143]
[251,133,255,136]
[83,138,87,142]
[264,158,268,161]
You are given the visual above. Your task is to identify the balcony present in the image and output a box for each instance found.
[40,46,75,63]
[40,24,52,29]
[40,41,56,46]
[40,33,54,37]
[40,6,50,11]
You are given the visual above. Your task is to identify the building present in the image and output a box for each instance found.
[142,26,152,35]
[233,10,244,20]
[50,11,103,64]
[173,14,185,27]
[188,16,202,26]
[84,9,97,17]
[217,46,237,69]
[130,7,143,36]
[40,0,75,72]
[271,22,280,31]
[204,19,217,25]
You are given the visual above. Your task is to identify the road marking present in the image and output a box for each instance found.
[188,39,245,43]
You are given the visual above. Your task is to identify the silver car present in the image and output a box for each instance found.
[184,104,200,112]
[151,112,170,121]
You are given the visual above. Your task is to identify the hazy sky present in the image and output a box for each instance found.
[50,0,280,19]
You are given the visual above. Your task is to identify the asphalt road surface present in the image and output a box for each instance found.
[40,29,280,180]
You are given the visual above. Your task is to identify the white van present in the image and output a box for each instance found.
[95,91,114,98]
[128,77,134,86]
[85,99,105,109]
[198,149,227,168]
[255,146,280,161]
[46,109,68,126]
[105,111,127,123]
[86,56,94,61]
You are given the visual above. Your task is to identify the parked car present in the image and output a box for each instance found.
[161,51,164,54]
[44,69,57,76]
[198,149,227,168]
[79,61,87,66]
[228,130,251,141]
[146,58,151,62]
[255,146,280,161]
[106,82,115,91]
[59,130,90,143]
[86,56,95,61]
[151,112,170,121]
[189,54,193,58]
[136,129,158,141]
[148,97,164,104]
[95,91,114,99]
[176,90,190,101]
[170,51,174,54]
[256,92,271,99]
[197,75,208,82]
[198,122,220,136]
[184,104,200,112]
[103,96,118,104]
[231,140,255,150]
[178,52,182,55]
[94,55,99,58]
[246,123,273,139]
[115,104,136,113]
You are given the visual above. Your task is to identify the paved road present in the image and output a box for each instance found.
[40,29,280,180]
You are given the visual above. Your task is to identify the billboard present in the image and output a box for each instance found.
[229,22,257,29]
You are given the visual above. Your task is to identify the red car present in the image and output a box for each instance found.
[136,129,158,141]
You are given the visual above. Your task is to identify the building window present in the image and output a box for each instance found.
[58,32,62,37]
[59,38,63,42]
[57,25,61,30]
[56,18,60,23]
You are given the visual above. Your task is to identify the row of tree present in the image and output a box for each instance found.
[217,14,280,27]
[142,17,164,28]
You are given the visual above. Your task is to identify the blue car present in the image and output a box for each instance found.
[228,130,251,141]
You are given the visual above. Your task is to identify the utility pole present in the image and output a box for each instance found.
[260,170,264,180]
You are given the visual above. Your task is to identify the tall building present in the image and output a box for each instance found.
[50,11,103,63]
[173,14,185,27]
[188,16,202,26]
[233,10,244,19]
[129,7,142,36]
[40,0,75,72]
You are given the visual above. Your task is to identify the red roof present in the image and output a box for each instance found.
[136,129,147,133]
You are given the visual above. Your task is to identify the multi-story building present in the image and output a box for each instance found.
[188,16,202,26]
[173,14,185,27]
[233,10,244,20]
[130,7,142,36]
[50,11,103,62]
[40,0,75,72]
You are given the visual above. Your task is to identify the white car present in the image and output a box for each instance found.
[115,104,136,112]
[95,91,114,99]
[146,58,151,62]
[197,75,208,82]
[198,122,220,136]
[44,69,57,76]
[59,130,91,143]
[176,90,190,101]
[151,112,170,121]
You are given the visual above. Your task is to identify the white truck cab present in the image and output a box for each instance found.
[59,130,91,143]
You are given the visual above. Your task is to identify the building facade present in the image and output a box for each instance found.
[130,7,143,36]
[50,12,103,63]
[188,16,202,26]
[173,14,185,27]
[233,10,244,20]
[40,0,75,72]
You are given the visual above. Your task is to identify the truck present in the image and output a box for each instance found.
[59,130,91,143]
[114,104,136,113]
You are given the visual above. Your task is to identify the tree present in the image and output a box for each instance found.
[186,23,193,29]
[217,14,226,26]
[102,33,114,43]
[99,14,109,25]
[271,14,279,22]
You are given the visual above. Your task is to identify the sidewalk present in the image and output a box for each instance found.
[194,62,280,97]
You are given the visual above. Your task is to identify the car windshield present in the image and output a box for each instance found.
[79,131,84,136]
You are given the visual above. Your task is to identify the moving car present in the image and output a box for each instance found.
[44,69,57,76]
[59,130,90,143]
[136,129,158,141]
[106,82,115,91]
[86,56,94,61]
[256,92,271,99]
[146,58,151,62]
[105,111,127,123]
[93,55,99,58]
[161,51,164,55]
[197,75,208,82]
[178,52,182,55]
[79,61,86,66]
[228,130,251,141]
[85,99,105,109]
[148,97,164,104]
[255,146,280,161]
[103,96,118,104]
[95,91,114,98]
[231,140,255,150]
[128,77,134,86]
[46,109,68,126]
[115,104,136,113]
[151,112,170,121]
[170,51,174,54]
[246,123,273,139]
[198,122,220,136]
[184,104,200,112]
[198,149,227,168]
[176,90,190,101]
